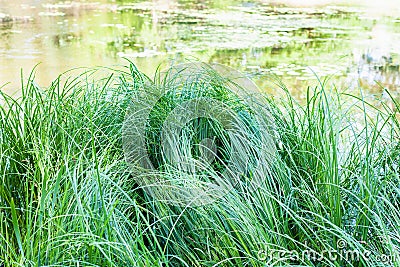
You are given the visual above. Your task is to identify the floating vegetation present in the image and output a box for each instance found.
[0,0,399,92]
[0,13,32,24]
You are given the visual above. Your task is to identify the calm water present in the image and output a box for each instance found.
[1,0,400,97]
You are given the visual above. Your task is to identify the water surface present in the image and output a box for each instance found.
[1,0,399,97]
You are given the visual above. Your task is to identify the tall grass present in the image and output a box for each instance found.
[0,63,399,266]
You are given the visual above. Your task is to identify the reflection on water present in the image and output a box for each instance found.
[0,0,399,96]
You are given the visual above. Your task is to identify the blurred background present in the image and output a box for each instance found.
[0,0,399,98]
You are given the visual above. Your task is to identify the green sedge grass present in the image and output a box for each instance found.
[0,64,399,266]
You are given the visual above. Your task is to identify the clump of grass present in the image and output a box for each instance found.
[0,67,165,266]
[0,63,400,266]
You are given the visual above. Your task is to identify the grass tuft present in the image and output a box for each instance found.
[0,63,399,266]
